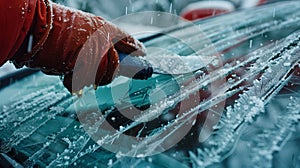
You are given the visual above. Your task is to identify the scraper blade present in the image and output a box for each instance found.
[118,53,216,77]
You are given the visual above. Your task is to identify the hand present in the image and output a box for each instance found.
[11,1,147,94]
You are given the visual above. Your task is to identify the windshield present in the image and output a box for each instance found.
[0,1,300,167]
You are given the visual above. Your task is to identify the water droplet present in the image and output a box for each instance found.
[283,62,291,67]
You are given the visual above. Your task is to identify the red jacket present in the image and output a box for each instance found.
[0,0,49,66]
[0,0,145,93]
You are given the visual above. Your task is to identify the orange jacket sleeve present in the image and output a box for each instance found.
[0,0,146,93]
[0,0,51,66]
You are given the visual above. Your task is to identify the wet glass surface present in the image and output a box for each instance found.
[1,2,300,167]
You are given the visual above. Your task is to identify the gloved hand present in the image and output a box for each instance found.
[11,0,147,94]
